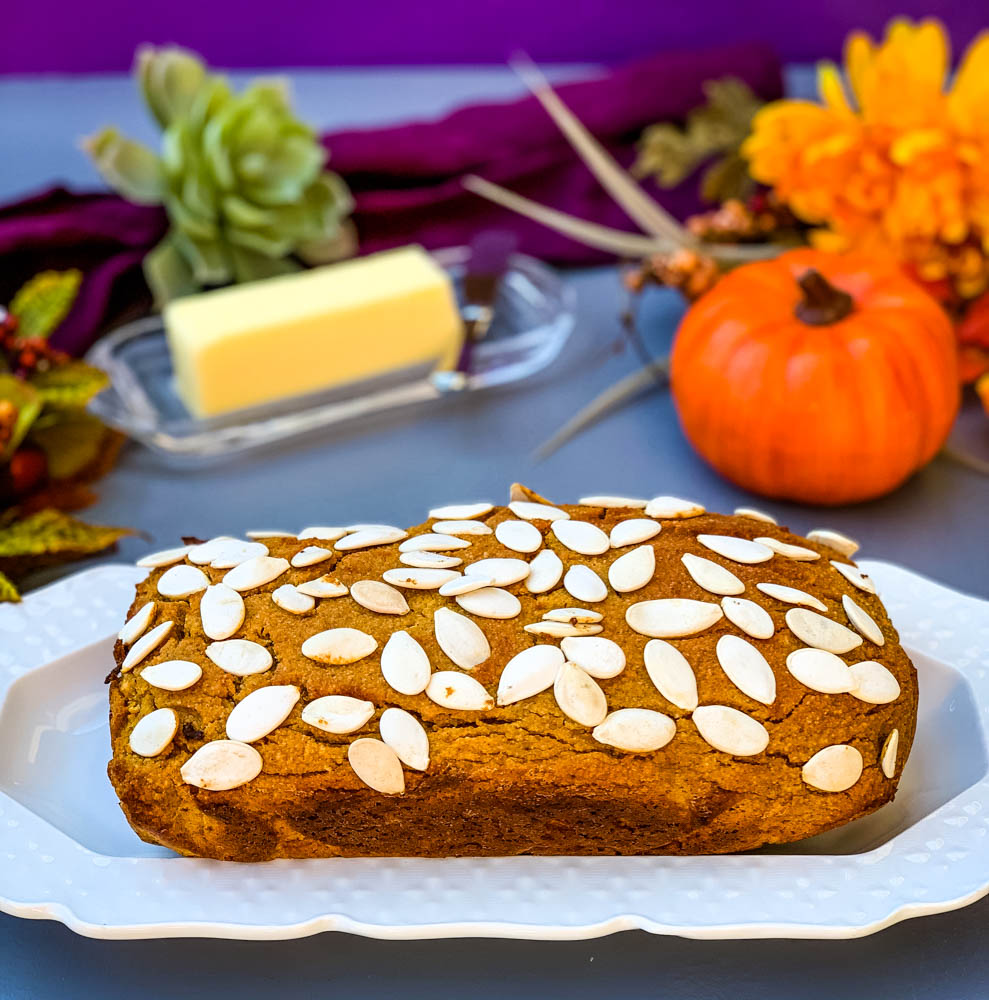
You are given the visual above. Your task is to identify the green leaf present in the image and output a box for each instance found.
[28,410,108,480]
[29,361,109,409]
[0,376,42,458]
[0,508,130,561]
[632,76,764,200]
[0,570,19,603]
[9,270,83,339]
[701,152,756,203]
[143,235,200,306]
[136,45,209,129]
[82,127,165,205]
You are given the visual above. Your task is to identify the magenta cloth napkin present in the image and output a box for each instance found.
[0,43,781,355]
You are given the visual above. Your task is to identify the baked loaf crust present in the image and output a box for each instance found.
[108,487,916,860]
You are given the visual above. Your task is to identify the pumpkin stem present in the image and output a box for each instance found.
[795,269,854,325]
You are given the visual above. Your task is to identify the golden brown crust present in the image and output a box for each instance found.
[107,499,916,861]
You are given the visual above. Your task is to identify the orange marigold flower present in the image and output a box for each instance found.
[743,18,989,300]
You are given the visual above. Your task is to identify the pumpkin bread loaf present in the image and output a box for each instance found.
[107,486,916,860]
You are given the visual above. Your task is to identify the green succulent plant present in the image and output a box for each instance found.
[84,46,354,304]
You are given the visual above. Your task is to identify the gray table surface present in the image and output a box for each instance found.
[2,67,988,1000]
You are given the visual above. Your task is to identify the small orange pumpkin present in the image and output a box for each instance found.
[670,249,959,505]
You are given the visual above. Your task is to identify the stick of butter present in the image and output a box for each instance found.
[164,246,463,418]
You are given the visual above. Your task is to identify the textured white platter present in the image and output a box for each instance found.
[1,560,987,941]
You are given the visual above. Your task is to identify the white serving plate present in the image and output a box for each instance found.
[1,560,987,941]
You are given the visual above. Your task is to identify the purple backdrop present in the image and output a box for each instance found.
[2,0,984,73]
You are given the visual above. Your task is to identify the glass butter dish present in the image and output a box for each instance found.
[85,247,575,462]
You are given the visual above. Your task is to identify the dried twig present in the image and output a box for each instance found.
[510,53,695,247]
[535,359,670,460]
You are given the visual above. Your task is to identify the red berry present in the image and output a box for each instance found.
[9,447,48,496]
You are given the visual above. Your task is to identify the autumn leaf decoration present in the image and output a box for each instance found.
[632,77,765,203]
[0,270,131,601]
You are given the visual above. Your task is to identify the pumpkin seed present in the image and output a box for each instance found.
[644,496,705,518]
[881,730,899,779]
[524,549,563,593]
[560,636,626,679]
[180,740,263,790]
[350,579,411,615]
[692,705,768,756]
[592,709,676,752]
[200,583,245,640]
[290,545,333,568]
[455,587,522,619]
[495,519,543,553]
[608,544,656,593]
[497,645,565,706]
[140,659,202,692]
[301,628,377,664]
[697,534,774,564]
[157,564,210,599]
[563,564,608,603]
[425,671,494,710]
[464,557,531,587]
[807,528,859,557]
[380,630,432,695]
[681,552,744,596]
[578,495,648,508]
[756,582,827,612]
[271,584,315,615]
[379,708,429,770]
[554,662,608,727]
[754,536,820,561]
[785,647,856,693]
[551,519,611,556]
[626,598,723,638]
[644,639,698,711]
[849,660,900,704]
[302,695,375,735]
[205,638,273,676]
[508,500,571,522]
[121,621,174,672]
[129,708,178,758]
[226,685,300,743]
[786,608,863,654]
[433,607,490,669]
[118,601,156,646]
[609,518,661,548]
[802,744,863,792]
[715,635,776,705]
[428,502,493,520]
[720,596,774,639]
[348,738,405,794]
[222,556,290,592]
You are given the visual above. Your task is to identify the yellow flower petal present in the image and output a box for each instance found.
[844,32,874,108]
[889,128,949,165]
[818,62,853,114]
[948,30,989,134]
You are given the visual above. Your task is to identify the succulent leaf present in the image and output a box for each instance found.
[82,128,166,205]
[87,45,353,301]
[136,45,209,129]
[143,235,200,306]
